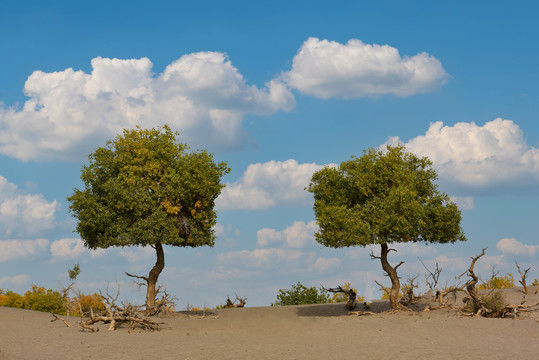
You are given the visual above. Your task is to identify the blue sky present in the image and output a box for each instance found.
[1,1,538,307]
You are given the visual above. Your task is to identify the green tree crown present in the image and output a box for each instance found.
[308,145,466,248]
[68,125,230,250]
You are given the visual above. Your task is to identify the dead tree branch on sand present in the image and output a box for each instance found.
[50,314,70,327]
[457,248,539,318]
[224,295,246,308]
[322,285,357,310]
[79,284,162,332]
[515,261,531,295]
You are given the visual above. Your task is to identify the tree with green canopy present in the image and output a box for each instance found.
[68,125,229,309]
[308,145,466,309]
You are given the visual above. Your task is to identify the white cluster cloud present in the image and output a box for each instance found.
[0,53,294,161]
[0,38,449,162]
[257,220,317,248]
[0,239,49,262]
[284,37,449,99]
[0,176,58,238]
[50,238,87,259]
[0,274,30,288]
[385,118,539,189]
[218,248,313,269]
[217,159,330,210]
[217,248,339,273]
[496,238,539,257]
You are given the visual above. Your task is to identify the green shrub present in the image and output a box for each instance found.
[481,291,507,316]
[23,285,66,315]
[0,289,24,308]
[272,282,331,306]
[478,273,515,290]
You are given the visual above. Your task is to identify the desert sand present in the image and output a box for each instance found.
[1,288,538,360]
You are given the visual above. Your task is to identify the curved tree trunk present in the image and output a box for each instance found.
[146,241,164,309]
[379,243,402,309]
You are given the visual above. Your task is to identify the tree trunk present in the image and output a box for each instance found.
[146,241,165,309]
[379,243,401,309]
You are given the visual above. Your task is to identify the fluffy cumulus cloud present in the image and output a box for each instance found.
[0,274,30,287]
[496,238,539,257]
[0,239,49,262]
[218,248,314,269]
[385,118,539,189]
[0,176,58,237]
[0,53,295,161]
[217,247,339,273]
[283,37,449,99]
[217,159,330,210]
[257,220,318,248]
[50,238,87,259]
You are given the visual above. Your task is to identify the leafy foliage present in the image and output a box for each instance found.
[67,293,106,316]
[272,282,331,306]
[68,125,230,250]
[478,273,515,290]
[308,145,466,248]
[532,278,539,286]
[22,285,66,314]
[0,289,24,308]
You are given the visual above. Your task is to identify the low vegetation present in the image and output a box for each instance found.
[272,282,331,306]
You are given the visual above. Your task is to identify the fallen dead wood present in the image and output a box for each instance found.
[349,311,376,316]
[322,285,357,310]
[50,313,70,327]
[79,284,162,332]
[224,295,247,308]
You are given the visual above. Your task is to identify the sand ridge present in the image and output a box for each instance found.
[1,288,538,360]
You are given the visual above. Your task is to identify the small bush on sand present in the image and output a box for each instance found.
[463,291,508,317]
[23,285,66,315]
[0,289,24,308]
[272,282,331,306]
[478,273,514,290]
[68,293,106,316]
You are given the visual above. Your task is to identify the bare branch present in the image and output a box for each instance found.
[515,261,531,295]
[50,314,70,327]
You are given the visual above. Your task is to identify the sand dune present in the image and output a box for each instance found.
[1,288,538,359]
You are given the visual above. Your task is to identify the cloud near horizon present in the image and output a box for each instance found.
[283,37,449,99]
[496,238,539,257]
[0,176,58,238]
[0,53,294,161]
[217,159,331,210]
[0,239,49,262]
[385,118,539,191]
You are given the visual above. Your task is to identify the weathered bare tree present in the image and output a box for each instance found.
[515,261,531,295]
[418,258,442,296]
[458,248,539,318]
[400,275,419,306]
[322,285,357,310]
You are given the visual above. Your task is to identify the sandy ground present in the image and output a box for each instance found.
[1,287,538,360]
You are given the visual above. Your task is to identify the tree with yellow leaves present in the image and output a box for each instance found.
[68,125,229,309]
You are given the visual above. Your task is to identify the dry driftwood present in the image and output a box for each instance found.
[225,296,246,308]
[79,284,162,332]
[50,313,70,327]
[322,285,357,310]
